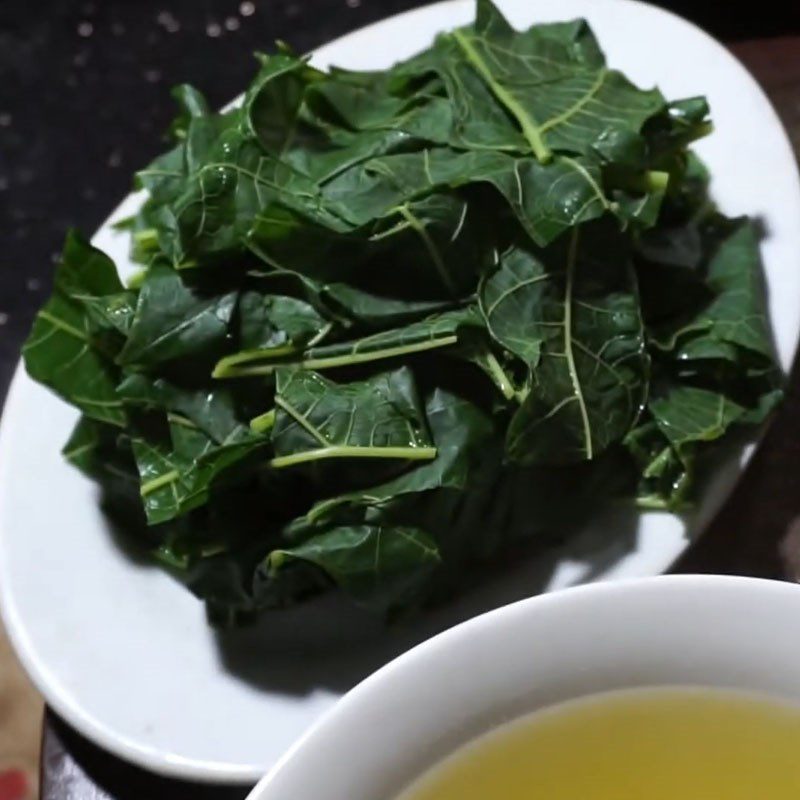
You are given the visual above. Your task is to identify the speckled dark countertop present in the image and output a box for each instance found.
[2,2,800,799]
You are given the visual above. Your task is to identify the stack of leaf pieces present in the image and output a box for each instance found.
[24,0,782,624]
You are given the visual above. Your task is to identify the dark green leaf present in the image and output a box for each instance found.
[301,307,481,370]
[117,374,251,444]
[692,218,773,357]
[504,225,648,464]
[320,282,456,327]
[132,419,266,525]
[650,384,745,447]
[266,525,440,611]
[244,53,321,154]
[296,387,494,528]
[167,84,211,141]
[118,263,236,367]
[322,146,610,247]
[650,218,773,363]
[624,420,690,509]
[450,0,664,161]
[271,366,435,469]
[23,233,125,426]
[216,308,480,377]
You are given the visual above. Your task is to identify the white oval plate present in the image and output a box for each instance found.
[1,0,798,784]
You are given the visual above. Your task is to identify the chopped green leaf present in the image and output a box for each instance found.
[24,0,782,623]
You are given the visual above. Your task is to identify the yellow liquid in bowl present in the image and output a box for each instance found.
[400,689,800,799]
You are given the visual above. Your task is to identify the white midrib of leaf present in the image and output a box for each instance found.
[563,227,593,459]
[452,29,552,163]
[395,205,457,296]
[140,468,182,498]
[63,441,97,462]
[272,395,437,468]
[474,349,519,401]
[213,334,459,377]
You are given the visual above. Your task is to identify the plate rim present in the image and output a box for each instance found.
[1,0,799,783]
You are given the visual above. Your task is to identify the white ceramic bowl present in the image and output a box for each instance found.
[2,0,799,780]
[248,575,800,800]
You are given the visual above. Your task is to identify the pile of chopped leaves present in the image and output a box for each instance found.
[23,0,782,624]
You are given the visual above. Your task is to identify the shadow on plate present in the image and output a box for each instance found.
[98,436,758,699]
[211,505,641,697]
